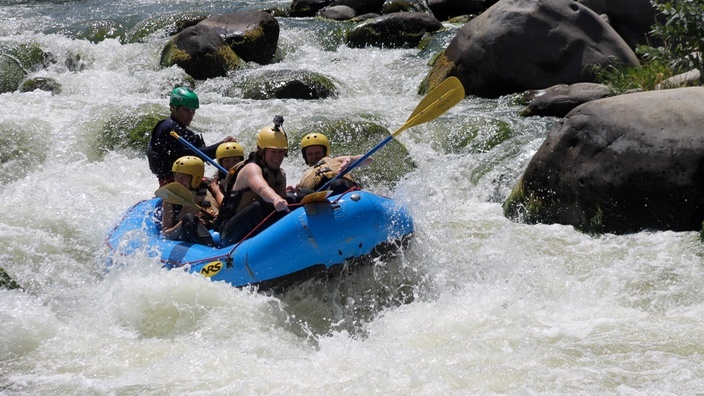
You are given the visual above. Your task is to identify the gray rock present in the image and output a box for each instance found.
[241,69,337,100]
[160,24,244,80]
[576,0,661,50]
[291,0,334,17]
[504,87,704,234]
[522,82,612,117]
[329,0,385,15]
[423,0,640,98]
[428,0,485,21]
[198,10,280,65]
[346,12,443,48]
[319,5,357,20]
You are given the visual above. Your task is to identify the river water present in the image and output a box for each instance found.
[1,1,703,394]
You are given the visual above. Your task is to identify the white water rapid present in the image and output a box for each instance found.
[1,1,703,394]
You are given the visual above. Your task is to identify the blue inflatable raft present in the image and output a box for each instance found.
[105,191,414,291]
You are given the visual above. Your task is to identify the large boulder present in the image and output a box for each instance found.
[198,10,280,65]
[427,0,485,21]
[291,0,334,17]
[329,0,385,15]
[382,0,431,14]
[503,87,704,234]
[576,0,661,50]
[422,0,640,98]
[20,77,62,94]
[91,104,165,161]
[160,24,244,79]
[0,43,53,94]
[319,5,357,20]
[346,12,443,48]
[240,69,337,100]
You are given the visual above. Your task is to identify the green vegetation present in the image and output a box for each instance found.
[594,0,704,92]
[592,60,680,94]
[637,0,704,85]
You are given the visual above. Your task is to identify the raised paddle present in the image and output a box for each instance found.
[316,76,465,192]
[169,131,228,174]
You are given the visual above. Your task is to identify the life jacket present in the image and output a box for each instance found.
[215,154,286,231]
[168,184,217,229]
[146,117,206,179]
[299,156,356,191]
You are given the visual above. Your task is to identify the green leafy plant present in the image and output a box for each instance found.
[592,60,679,94]
[637,0,704,84]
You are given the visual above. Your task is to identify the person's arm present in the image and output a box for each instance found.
[335,154,373,174]
[237,164,289,212]
[161,201,181,236]
[209,175,225,207]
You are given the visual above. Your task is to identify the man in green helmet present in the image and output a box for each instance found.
[147,86,236,187]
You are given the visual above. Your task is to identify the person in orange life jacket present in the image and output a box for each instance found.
[297,132,373,195]
[208,141,245,208]
[161,156,217,246]
[216,119,290,246]
[147,86,236,187]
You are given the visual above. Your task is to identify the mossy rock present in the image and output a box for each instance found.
[20,77,62,94]
[241,69,337,100]
[434,118,515,154]
[503,176,606,235]
[0,120,50,184]
[0,268,21,290]
[160,26,245,80]
[0,42,54,94]
[290,119,416,188]
[91,104,165,161]
[125,14,206,44]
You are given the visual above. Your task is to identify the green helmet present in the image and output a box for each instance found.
[170,87,199,110]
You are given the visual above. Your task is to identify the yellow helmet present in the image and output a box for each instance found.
[216,142,245,163]
[256,126,288,151]
[172,156,204,189]
[300,133,330,161]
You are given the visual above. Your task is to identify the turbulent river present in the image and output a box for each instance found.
[1,1,703,394]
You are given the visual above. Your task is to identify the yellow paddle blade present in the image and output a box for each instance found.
[154,182,200,209]
[407,76,465,121]
[392,76,465,138]
[300,190,332,204]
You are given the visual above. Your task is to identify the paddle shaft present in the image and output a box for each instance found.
[317,136,391,191]
[316,77,465,192]
[169,131,228,174]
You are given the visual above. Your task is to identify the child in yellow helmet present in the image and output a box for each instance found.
[297,132,373,194]
[161,156,217,246]
[208,141,246,208]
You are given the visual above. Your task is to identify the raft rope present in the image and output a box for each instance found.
[164,187,362,268]
[225,187,359,258]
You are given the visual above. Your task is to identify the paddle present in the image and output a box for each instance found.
[316,76,465,192]
[155,182,201,209]
[169,131,228,174]
[300,190,332,204]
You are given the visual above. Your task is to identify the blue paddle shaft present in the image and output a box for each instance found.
[317,135,392,192]
[170,131,228,174]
